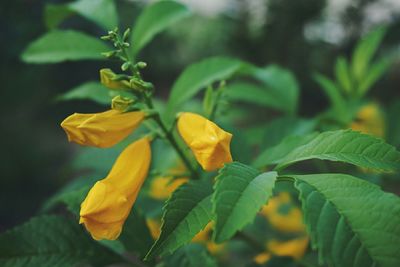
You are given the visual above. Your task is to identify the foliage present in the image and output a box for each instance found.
[3,1,400,267]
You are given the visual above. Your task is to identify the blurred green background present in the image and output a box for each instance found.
[1,0,400,231]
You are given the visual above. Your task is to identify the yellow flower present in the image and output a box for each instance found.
[100,68,131,90]
[350,102,385,137]
[146,218,162,240]
[192,222,225,255]
[259,192,306,233]
[149,176,188,200]
[254,237,309,264]
[177,112,233,171]
[79,137,151,240]
[267,237,309,259]
[61,109,145,148]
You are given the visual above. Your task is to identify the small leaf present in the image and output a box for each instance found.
[358,57,391,96]
[44,4,74,29]
[164,243,218,267]
[145,180,214,259]
[351,26,387,82]
[21,30,109,63]
[213,162,277,242]
[166,57,243,118]
[56,81,111,105]
[276,129,400,171]
[0,215,123,267]
[313,73,345,113]
[132,0,191,55]
[225,82,290,112]
[334,56,353,94]
[69,0,118,30]
[250,65,299,114]
[291,173,400,267]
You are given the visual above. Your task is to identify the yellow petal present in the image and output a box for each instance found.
[149,176,188,200]
[61,109,145,148]
[254,252,271,264]
[177,112,233,171]
[267,237,309,260]
[80,137,151,240]
[146,218,162,240]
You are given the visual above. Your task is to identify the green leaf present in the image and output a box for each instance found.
[292,173,400,267]
[276,129,400,171]
[118,209,154,258]
[56,81,111,104]
[44,0,117,30]
[250,65,299,114]
[313,73,345,113]
[225,82,290,112]
[358,57,391,96]
[132,0,191,55]
[21,30,109,63]
[69,0,118,30]
[351,26,387,81]
[213,162,277,242]
[334,56,353,94]
[0,215,123,267]
[44,4,74,29]
[254,133,319,168]
[164,243,218,267]
[166,57,243,117]
[145,180,214,259]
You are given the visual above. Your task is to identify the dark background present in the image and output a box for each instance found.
[1,0,400,231]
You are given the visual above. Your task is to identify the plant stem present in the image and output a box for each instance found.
[144,95,199,180]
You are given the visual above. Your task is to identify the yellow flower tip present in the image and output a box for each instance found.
[79,137,152,240]
[149,176,188,200]
[254,252,271,264]
[267,237,309,260]
[350,102,385,137]
[61,110,145,148]
[177,112,233,171]
[146,218,162,240]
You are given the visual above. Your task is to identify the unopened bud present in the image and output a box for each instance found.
[136,62,147,69]
[111,95,134,111]
[100,68,131,90]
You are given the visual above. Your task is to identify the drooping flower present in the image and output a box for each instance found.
[177,112,233,171]
[79,137,151,240]
[61,109,145,148]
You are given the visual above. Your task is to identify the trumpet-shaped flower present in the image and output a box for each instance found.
[61,109,145,148]
[79,137,151,240]
[177,112,233,171]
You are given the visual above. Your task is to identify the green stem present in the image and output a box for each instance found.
[144,95,199,180]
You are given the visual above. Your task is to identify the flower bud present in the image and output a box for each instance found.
[80,137,151,240]
[100,68,131,90]
[61,109,145,148]
[111,95,134,111]
[177,112,233,171]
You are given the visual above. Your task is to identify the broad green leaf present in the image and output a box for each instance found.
[145,180,213,259]
[260,117,316,149]
[351,26,387,81]
[358,57,391,96]
[118,209,154,258]
[132,1,191,55]
[44,0,117,30]
[69,0,118,30]
[0,215,123,267]
[254,133,318,168]
[276,129,400,171]
[335,56,353,94]
[292,173,400,267]
[225,82,290,112]
[250,65,299,114]
[21,30,109,63]
[164,243,218,267]
[213,162,277,242]
[56,81,111,104]
[313,73,345,113]
[166,57,243,117]
[44,4,74,29]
